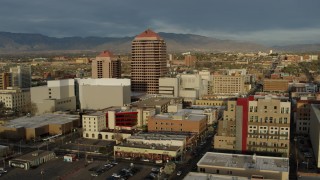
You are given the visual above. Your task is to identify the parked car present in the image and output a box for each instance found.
[177,171,182,176]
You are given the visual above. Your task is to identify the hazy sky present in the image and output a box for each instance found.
[1,0,320,45]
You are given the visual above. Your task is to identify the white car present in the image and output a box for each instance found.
[177,171,182,176]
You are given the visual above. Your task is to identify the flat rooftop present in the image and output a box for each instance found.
[116,142,181,151]
[153,111,206,121]
[128,132,187,141]
[197,152,289,172]
[85,111,105,116]
[14,150,54,161]
[183,172,249,180]
[3,114,79,129]
[131,97,172,107]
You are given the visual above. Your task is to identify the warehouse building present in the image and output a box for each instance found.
[9,150,55,170]
[0,113,80,141]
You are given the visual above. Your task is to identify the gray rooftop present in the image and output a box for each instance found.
[198,152,289,172]
[128,132,187,141]
[14,150,55,161]
[183,172,249,180]
[153,111,206,121]
[116,142,181,151]
[131,97,172,107]
[3,114,79,129]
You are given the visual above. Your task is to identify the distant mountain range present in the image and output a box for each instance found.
[0,31,318,54]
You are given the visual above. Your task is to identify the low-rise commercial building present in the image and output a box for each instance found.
[114,142,183,162]
[0,113,80,140]
[131,97,182,114]
[148,111,207,135]
[82,111,134,141]
[197,152,289,180]
[9,150,55,170]
[183,172,249,180]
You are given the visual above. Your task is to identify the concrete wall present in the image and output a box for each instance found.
[79,85,130,110]
[310,104,320,168]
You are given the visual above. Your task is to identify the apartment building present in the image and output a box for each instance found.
[212,75,246,95]
[131,29,167,94]
[0,89,31,113]
[263,79,289,92]
[92,50,121,79]
[214,96,291,157]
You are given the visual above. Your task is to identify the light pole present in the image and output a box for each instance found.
[40,169,45,180]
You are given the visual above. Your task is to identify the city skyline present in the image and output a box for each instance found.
[0,0,319,45]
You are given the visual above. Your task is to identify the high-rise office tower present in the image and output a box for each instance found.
[10,65,31,89]
[131,29,167,94]
[92,50,121,79]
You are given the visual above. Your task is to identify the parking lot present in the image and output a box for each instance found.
[0,156,162,180]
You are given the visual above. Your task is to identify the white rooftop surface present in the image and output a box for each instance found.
[76,78,130,86]
[183,172,249,180]
[3,114,79,129]
[198,152,289,172]
[154,111,206,121]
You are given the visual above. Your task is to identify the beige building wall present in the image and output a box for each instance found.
[263,79,289,92]
[136,108,156,127]
[195,100,227,106]
[0,89,31,112]
[107,111,116,129]
[212,75,246,94]
[79,85,131,110]
[82,113,106,133]
[158,77,179,97]
[148,117,207,134]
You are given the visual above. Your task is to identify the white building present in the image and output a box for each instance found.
[31,79,76,115]
[158,77,180,97]
[76,78,131,110]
